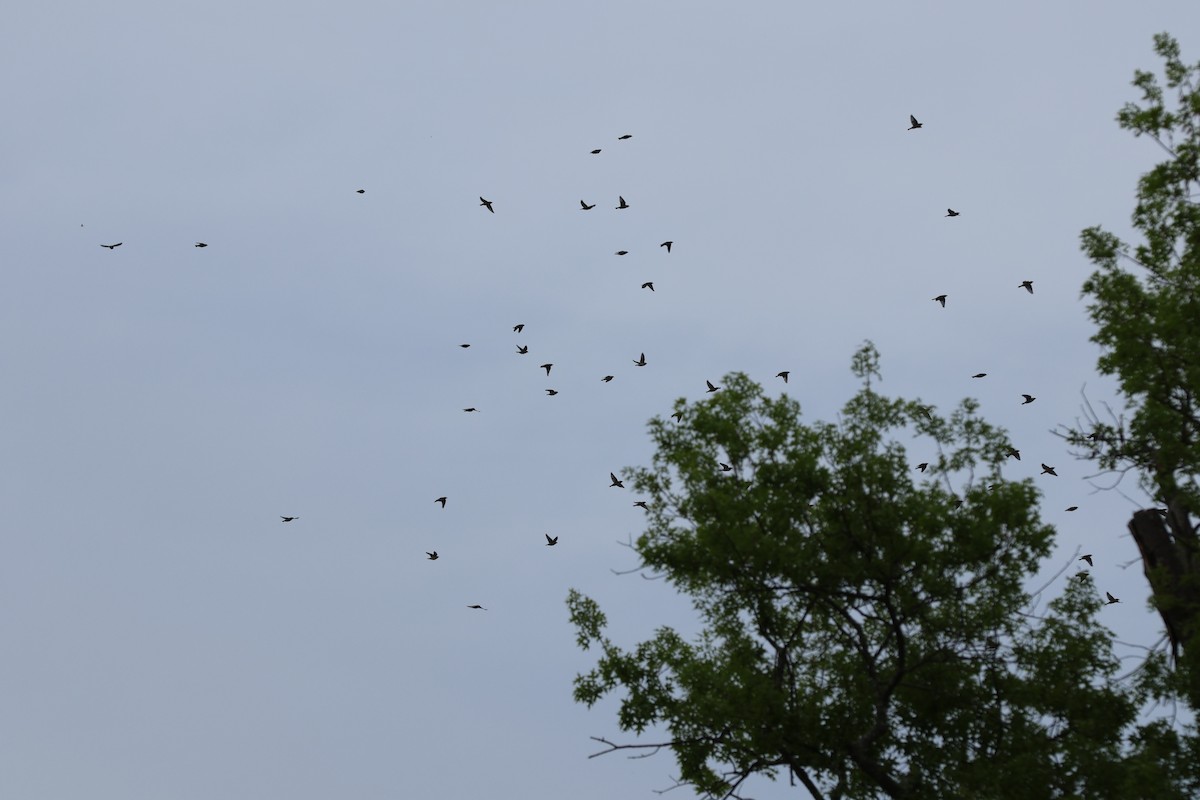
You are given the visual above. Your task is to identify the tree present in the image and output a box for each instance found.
[569,345,1199,799]
[1070,33,1200,699]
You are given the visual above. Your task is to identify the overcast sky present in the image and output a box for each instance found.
[3,2,1199,798]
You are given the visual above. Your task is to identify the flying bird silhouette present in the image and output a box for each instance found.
[1079,554,1094,567]
[609,472,625,488]
[280,516,299,522]
[616,196,629,210]
[916,463,929,472]
[513,324,524,332]
[618,134,632,140]
[427,551,439,560]
[516,345,529,354]
[972,373,987,378]
[590,149,601,154]
[719,462,732,472]
[633,353,646,366]
[641,282,654,291]
[1007,448,1021,461]
[100,243,122,249]
[467,604,487,610]
[615,250,628,256]
[580,200,595,210]
[660,241,673,252]
[1066,506,1079,512]
[545,389,558,396]
[1019,281,1034,294]
[933,294,947,307]
[194,242,207,248]
[946,209,960,217]
[545,534,558,546]
[671,411,683,421]
[777,371,790,383]
[601,375,614,382]
[435,497,447,508]
[1040,464,1058,476]
[633,501,649,509]
[1105,592,1120,605]
[479,197,494,213]
[463,407,479,412]
[540,363,553,376]
[460,344,471,348]
[1075,570,1090,583]
[908,114,923,130]
[706,380,719,393]
[1021,394,1036,404]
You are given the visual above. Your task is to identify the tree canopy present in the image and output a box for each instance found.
[1071,32,1200,697]
[569,345,1199,799]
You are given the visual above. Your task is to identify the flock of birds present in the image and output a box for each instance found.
[99,120,1120,610]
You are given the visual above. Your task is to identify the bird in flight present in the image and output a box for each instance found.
[601,375,613,382]
[463,407,479,412]
[545,389,558,396]
[641,282,654,291]
[719,462,732,472]
[660,241,673,253]
[580,200,595,210]
[516,345,529,354]
[1021,394,1036,404]
[540,363,553,376]
[916,463,928,472]
[1007,447,1021,461]
[194,242,208,248]
[1079,554,1094,567]
[480,197,494,213]
[609,472,624,488]
[1104,592,1121,605]
[100,242,123,249]
[618,134,632,140]
[545,534,558,546]
[933,295,947,307]
[435,497,447,508]
[616,196,629,210]
[590,149,601,155]
[513,324,524,333]
[356,189,365,194]
[671,411,683,421]
[633,353,646,366]
[467,604,488,610]
[1040,464,1058,476]
[908,114,923,130]
[972,373,987,378]
[633,501,649,509]
[946,209,960,217]
[706,380,720,393]
[460,344,471,349]
[777,371,790,383]
[427,551,439,560]
[280,516,299,522]
[1019,281,1034,294]
[616,250,628,256]
[1066,506,1079,511]
[1075,570,1090,583]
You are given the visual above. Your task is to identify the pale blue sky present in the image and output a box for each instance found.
[2,2,1198,798]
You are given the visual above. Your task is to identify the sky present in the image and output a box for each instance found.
[2,2,1199,798]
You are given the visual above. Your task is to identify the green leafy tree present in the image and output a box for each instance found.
[1070,33,1200,697]
[569,345,1199,799]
